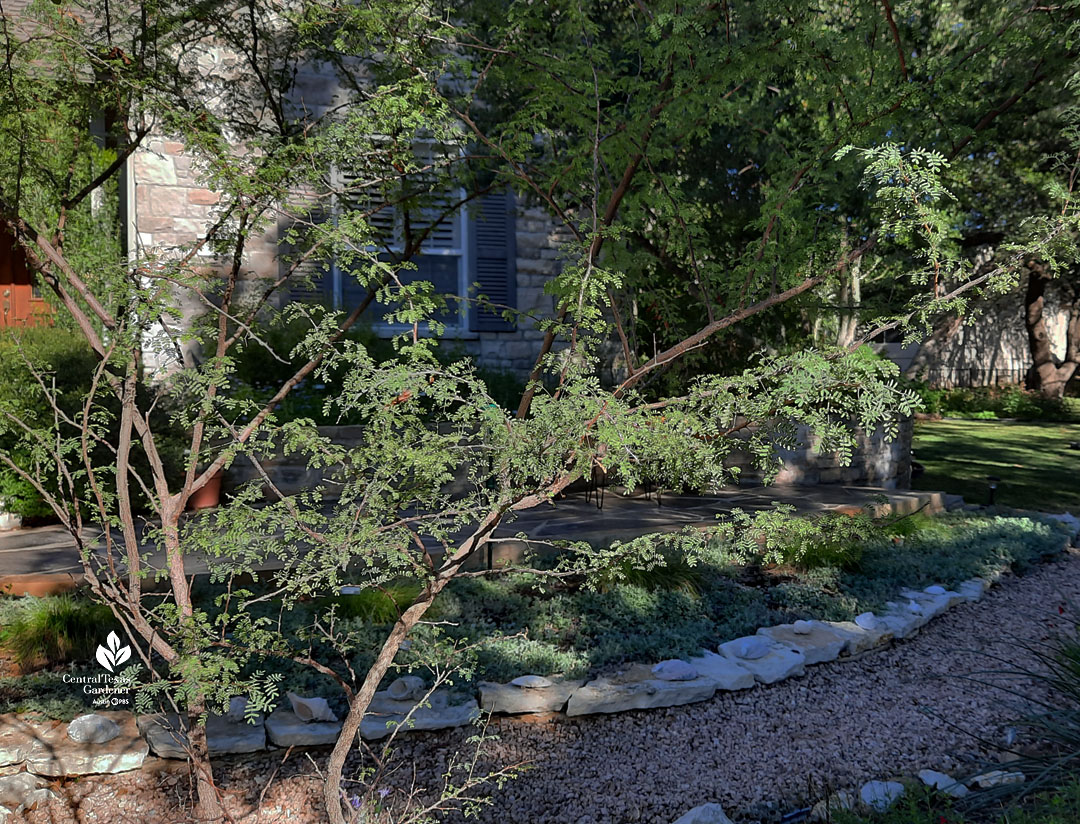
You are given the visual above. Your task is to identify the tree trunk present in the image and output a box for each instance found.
[1023,264,1078,399]
[323,581,445,824]
[161,504,226,822]
[836,255,861,349]
[188,696,225,821]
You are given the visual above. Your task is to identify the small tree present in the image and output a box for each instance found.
[2,1,1079,822]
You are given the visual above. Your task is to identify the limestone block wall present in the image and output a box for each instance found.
[723,417,914,489]
[229,415,914,500]
[132,140,281,269]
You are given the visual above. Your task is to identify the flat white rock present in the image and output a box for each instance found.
[29,711,148,775]
[809,791,857,822]
[919,769,969,797]
[67,714,121,744]
[566,667,717,716]
[971,769,1025,788]
[510,675,554,689]
[386,676,425,701]
[860,780,905,812]
[0,715,38,767]
[957,579,987,602]
[361,692,479,739]
[651,660,698,681]
[0,773,48,810]
[686,651,755,692]
[287,692,338,723]
[823,620,894,655]
[718,638,805,684]
[792,619,814,635]
[758,622,847,665]
[479,678,583,714]
[855,612,881,630]
[137,710,265,759]
[670,802,734,824]
[723,636,771,660]
[902,588,965,614]
[878,609,926,639]
[265,708,343,747]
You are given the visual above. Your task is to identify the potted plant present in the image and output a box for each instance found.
[186,467,223,510]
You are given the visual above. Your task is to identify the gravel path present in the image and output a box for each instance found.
[18,549,1080,824]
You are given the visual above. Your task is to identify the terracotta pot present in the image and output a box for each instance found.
[187,470,223,511]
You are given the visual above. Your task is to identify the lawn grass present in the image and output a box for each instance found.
[913,418,1080,513]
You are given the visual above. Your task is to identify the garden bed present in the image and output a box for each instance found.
[1,512,1069,721]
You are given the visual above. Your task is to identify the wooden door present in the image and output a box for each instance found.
[0,229,49,326]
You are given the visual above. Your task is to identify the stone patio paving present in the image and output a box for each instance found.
[0,485,944,591]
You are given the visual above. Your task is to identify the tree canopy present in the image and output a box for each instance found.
[1,0,1078,820]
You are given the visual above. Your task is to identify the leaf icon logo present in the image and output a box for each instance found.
[95,631,131,673]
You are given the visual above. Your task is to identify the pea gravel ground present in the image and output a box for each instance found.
[15,549,1080,824]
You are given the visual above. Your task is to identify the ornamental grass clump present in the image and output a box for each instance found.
[0,595,115,672]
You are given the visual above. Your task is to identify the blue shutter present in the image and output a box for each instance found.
[469,190,516,332]
[284,207,334,306]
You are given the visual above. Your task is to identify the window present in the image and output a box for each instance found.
[285,171,517,334]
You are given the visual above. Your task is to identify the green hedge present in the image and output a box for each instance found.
[0,326,100,518]
[0,326,185,519]
[911,383,1080,422]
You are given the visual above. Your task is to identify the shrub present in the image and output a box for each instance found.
[474,636,589,682]
[0,595,117,671]
[0,468,52,519]
[0,327,100,518]
[910,383,1076,422]
[881,512,935,539]
[596,554,705,596]
[0,326,186,518]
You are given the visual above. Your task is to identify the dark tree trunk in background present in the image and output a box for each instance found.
[1024,263,1080,399]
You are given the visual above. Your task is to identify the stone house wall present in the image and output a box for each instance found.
[228,417,914,497]
[129,139,570,377]
[131,142,912,490]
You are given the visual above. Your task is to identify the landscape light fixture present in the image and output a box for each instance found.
[987,475,1001,506]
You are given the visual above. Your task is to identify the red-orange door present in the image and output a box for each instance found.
[0,229,49,326]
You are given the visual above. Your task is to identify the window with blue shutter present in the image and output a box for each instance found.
[287,175,517,336]
[468,190,517,332]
